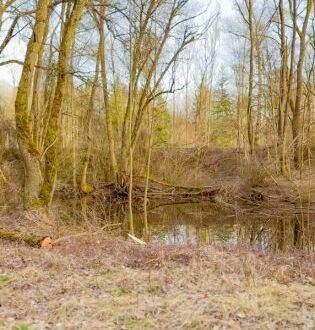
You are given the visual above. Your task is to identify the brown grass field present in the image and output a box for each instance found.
[0,226,314,330]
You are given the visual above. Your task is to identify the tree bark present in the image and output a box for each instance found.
[15,0,50,208]
[81,47,100,193]
[98,0,119,183]
[278,0,289,174]
[247,0,255,154]
[291,0,312,169]
[254,40,263,146]
[40,0,87,207]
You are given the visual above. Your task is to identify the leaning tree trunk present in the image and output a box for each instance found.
[15,0,50,208]
[39,0,87,207]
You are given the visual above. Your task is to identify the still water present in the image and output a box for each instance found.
[57,198,315,252]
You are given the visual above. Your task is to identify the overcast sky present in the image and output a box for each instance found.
[0,0,236,87]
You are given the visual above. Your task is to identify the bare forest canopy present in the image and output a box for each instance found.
[0,0,314,210]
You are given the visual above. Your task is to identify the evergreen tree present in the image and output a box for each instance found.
[213,69,232,117]
[153,96,171,146]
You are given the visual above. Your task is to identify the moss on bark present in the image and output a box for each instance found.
[14,0,50,209]
[39,0,87,207]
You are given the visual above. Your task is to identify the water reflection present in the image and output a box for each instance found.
[57,197,315,252]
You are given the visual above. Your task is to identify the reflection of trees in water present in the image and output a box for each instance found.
[237,214,315,252]
[272,214,314,252]
[146,207,314,251]
[56,198,314,251]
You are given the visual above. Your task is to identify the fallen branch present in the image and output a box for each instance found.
[133,175,214,191]
[98,177,220,202]
[53,223,122,245]
[128,234,147,245]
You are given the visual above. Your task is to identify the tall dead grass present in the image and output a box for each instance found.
[0,236,314,330]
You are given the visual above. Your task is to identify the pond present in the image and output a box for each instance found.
[56,197,315,252]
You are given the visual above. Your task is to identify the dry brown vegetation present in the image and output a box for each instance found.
[1,231,314,330]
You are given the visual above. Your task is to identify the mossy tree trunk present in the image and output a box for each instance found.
[14,0,50,208]
[39,0,87,207]
[31,18,49,149]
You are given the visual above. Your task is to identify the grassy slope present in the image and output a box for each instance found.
[0,236,314,330]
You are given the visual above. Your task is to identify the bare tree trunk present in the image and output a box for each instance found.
[70,75,77,190]
[81,49,100,193]
[97,0,119,183]
[291,0,312,169]
[235,44,246,152]
[15,0,50,208]
[31,18,49,148]
[278,0,289,174]
[143,101,154,240]
[247,0,255,154]
[40,0,87,207]
[254,42,263,146]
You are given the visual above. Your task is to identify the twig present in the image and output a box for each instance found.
[128,234,147,245]
[0,167,8,183]
[53,223,122,245]
[40,138,57,161]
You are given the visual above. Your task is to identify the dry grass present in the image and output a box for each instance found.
[0,233,314,330]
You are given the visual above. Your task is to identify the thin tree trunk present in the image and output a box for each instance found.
[143,104,153,240]
[254,41,263,146]
[98,0,119,183]
[81,48,100,193]
[247,0,255,154]
[278,0,289,174]
[291,0,312,169]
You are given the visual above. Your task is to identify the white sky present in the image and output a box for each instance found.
[0,0,236,87]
